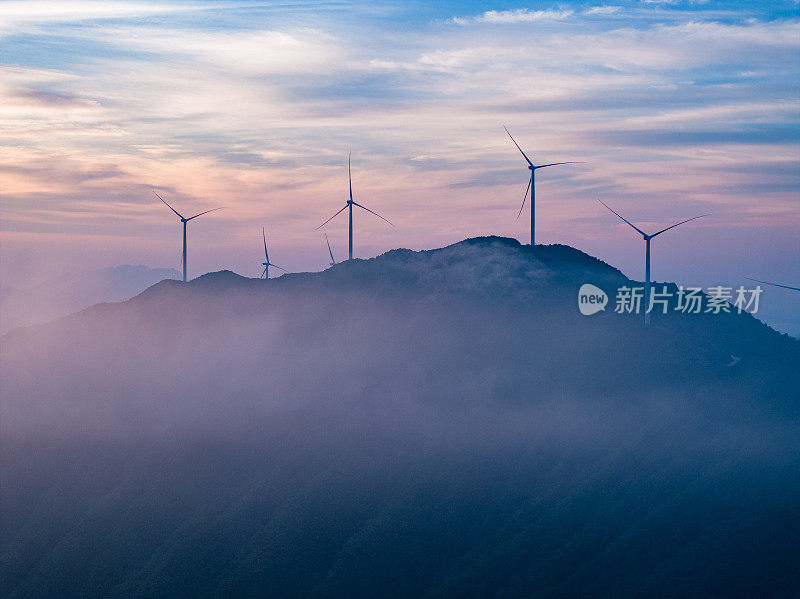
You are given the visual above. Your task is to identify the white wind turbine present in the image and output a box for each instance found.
[316,153,394,260]
[599,200,709,325]
[504,126,583,245]
[154,190,222,282]
[261,227,285,279]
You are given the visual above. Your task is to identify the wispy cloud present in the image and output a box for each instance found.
[0,1,224,35]
[584,5,623,16]
[87,26,343,75]
[451,8,574,25]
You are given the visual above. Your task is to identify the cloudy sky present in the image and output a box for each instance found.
[1,0,798,331]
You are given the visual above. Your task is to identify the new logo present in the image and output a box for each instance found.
[578,283,608,316]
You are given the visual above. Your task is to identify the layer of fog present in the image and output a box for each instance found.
[1,239,798,597]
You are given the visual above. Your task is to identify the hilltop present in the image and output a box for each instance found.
[25,235,792,412]
[142,236,628,294]
[1,237,798,598]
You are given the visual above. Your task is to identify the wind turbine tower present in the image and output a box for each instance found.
[599,200,708,325]
[154,191,221,282]
[503,126,582,246]
[317,153,393,260]
[261,227,286,279]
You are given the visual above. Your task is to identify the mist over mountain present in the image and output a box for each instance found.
[2,237,798,598]
[0,264,180,334]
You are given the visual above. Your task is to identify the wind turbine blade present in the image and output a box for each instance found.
[517,177,531,219]
[650,214,709,238]
[263,227,269,261]
[745,278,800,291]
[352,201,394,227]
[153,190,184,219]
[503,126,535,166]
[261,266,267,278]
[325,233,335,263]
[269,264,287,272]
[598,199,647,237]
[535,161,585,169]
[316,204,348,229]
[348,152,353,203]
[503,125,534,166]
[186,207,223,220]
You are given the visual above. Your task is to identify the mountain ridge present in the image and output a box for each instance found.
[84,236,799,347]
[3,237,795,366]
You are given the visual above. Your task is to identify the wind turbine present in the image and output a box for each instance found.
[154,190,221,282]
[325,233,336,266]
[261,227,286,280]
[745,278,800,292]
[599,200,709,325]
[504,125,583,246]
[316,153,393,260]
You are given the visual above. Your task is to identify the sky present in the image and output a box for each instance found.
[1,0,798,333]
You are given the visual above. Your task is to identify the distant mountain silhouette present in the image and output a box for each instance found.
[2,237,798,598]
[0,264,180,334]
